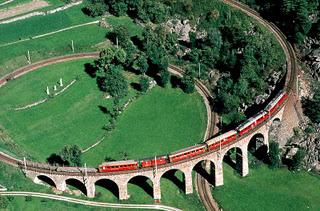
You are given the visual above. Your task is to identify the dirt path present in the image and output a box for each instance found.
[0,0,48,20]
[0,0,14,7]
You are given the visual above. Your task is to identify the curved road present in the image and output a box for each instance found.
[0,191,181,211]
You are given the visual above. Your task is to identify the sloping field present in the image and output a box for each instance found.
[0,0,48,20]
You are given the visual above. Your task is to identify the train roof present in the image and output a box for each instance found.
[169,144,205,157]
[99,160,138,167]
[236,111,266,131]
[265,90,285,110]
[140,155,167,161]
[206,130,237,145]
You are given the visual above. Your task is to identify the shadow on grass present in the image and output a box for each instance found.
[128,176,153,198]
[95,179,119,199]
[66,178,87,196]
[162,169,185,192]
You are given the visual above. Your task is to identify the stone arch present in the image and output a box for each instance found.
[127,175,154,198]
[273,117,281,123]
[222,147,243,175]
[160,169,186,192]
[192,160,216,186]
[95,179,119,199]
[65,178,87,196]
[248,133,268,161]
[36,175,56,188]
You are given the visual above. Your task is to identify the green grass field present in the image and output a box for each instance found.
[212,164,320,211]
[0,14,142,78]
[0,5,97,45]
[0,59,206,165]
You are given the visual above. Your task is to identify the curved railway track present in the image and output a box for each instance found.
[194,1,298,211]
[0,1,298,210]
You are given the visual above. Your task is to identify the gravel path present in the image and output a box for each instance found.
[0,0,48,20]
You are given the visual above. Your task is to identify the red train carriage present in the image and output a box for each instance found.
[98,160,138,173]
[169,144,206,163]
[264,90,288,115]
[206,130,237,151]
[236,116,256,136]
[140,155,168,168]
[236,110,267,136]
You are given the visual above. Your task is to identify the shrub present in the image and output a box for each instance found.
[290,148,306,171]
[268,142,280,169]
[139,76,149,92]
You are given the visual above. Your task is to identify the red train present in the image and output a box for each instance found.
[206,130,237,150]
[140,155,168,168]
[98,160,138,173]
[168,144,206,163]
[97,90,288,173]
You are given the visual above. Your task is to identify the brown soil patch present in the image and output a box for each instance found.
[0,0,49,20]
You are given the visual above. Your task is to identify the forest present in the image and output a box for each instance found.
[84,0,286,126]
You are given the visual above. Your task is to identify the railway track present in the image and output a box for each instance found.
[0,1,299,209]
[194,1,298,211]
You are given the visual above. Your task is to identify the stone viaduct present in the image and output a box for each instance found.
[25,104,285,201]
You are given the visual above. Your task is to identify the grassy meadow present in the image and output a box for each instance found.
[0,59,206,166]
[213,164,320,211]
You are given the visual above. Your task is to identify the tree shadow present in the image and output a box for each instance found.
[84,63,98,78]
[46,153,67,166]
[130,82,140,91]
[162,170,185,192]
[96,76,106,92]
[95,179,119,199]
[128,176,153,198]
[170,75,181,88]
[98,105,109,114]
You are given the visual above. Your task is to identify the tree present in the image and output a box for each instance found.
[181,67,196,93]
[290,148,306,171]
[303,86,320,124]
[83,0,108,17]
[139,76,149,92]
[112,25,130,46]
[132,53,149,74]
[268,142,280,169]
[159,69,170,87]
[59,145,82,166]
[104,65,128,100]
[0,196,8,209]
[111,1,128,16]
[97,46,127,69]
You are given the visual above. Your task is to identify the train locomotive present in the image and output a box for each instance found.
[96,90,288,173]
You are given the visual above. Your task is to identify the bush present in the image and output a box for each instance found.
[268,142,280,169]
[83,0,108,17]
[25,195,32,202]
[159,69,170,87]
[139,76,149,92]
[0,196,9,209]
[290,148,306,171]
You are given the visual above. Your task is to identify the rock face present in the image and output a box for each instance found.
[284,123,320,171]
[301,37,320,80]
